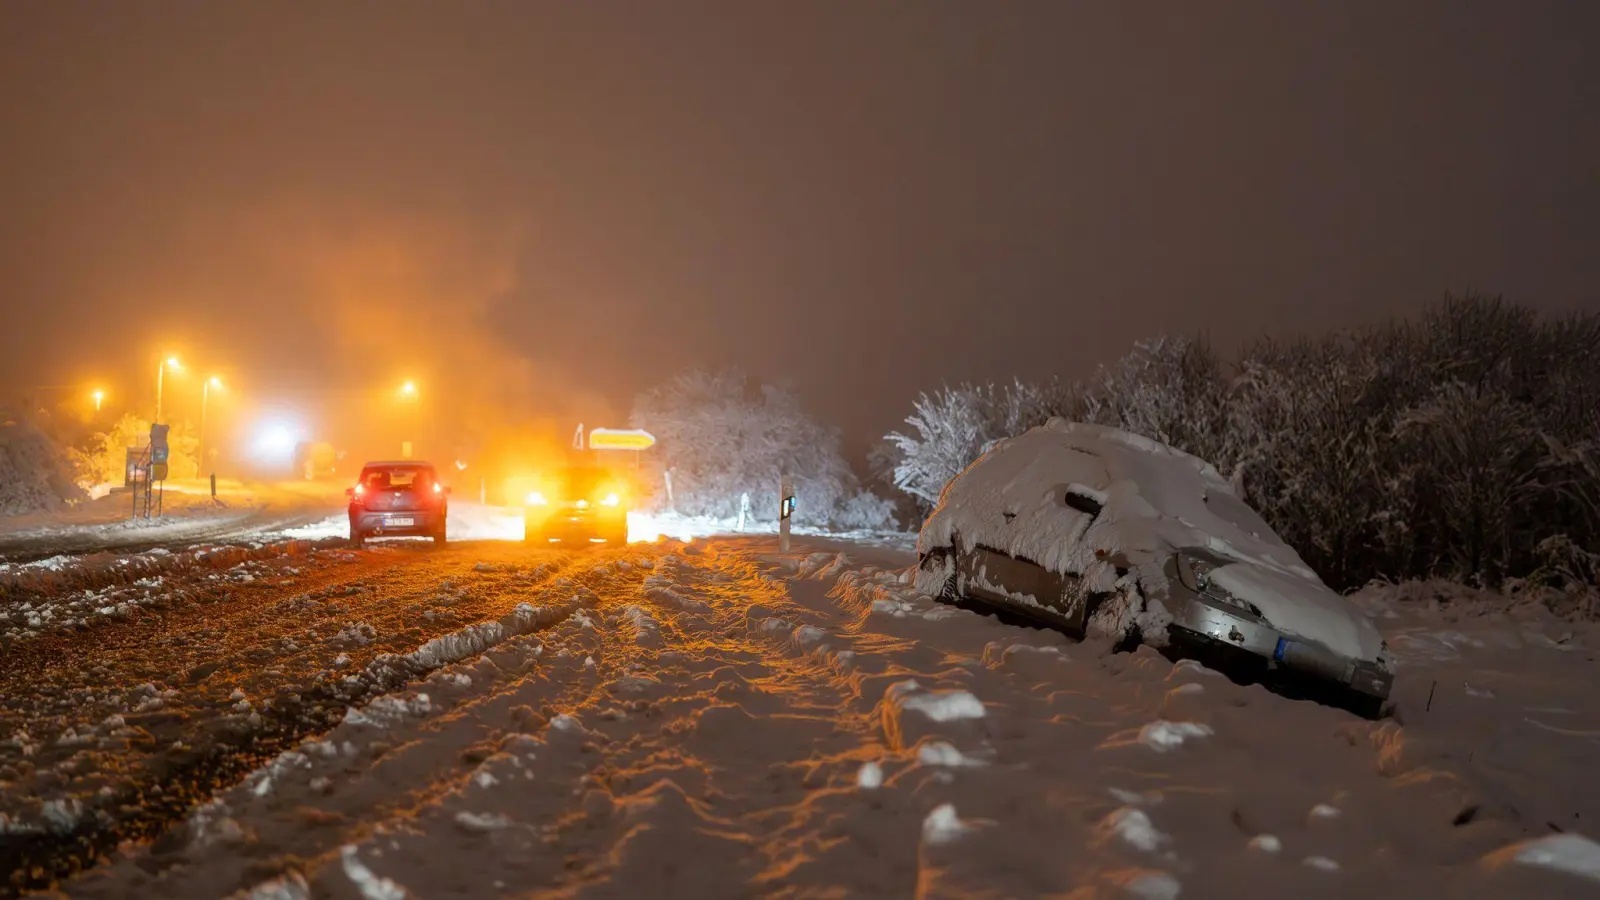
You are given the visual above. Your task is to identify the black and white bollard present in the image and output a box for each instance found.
[779,480,795,552]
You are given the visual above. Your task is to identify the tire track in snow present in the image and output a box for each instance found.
[0,544,585,897]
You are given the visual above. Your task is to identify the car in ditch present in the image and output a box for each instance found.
[523,461,632,545]
[914,419,1394,715]
[347,460,450,547]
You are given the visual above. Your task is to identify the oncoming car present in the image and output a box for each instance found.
[915,420,1394,716]
[347,461,450,547]
[523,463,631,544]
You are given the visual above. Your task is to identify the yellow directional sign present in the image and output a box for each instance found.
[587,428,656,451]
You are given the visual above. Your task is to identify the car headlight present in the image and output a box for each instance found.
[1177,551,1264,618]
[526,491,547,506]
[601,492,620,507]
[575,499,589,509]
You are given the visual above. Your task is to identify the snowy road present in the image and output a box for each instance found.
[2,538,1598,898]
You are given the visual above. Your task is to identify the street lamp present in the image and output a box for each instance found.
[155,356,182,425]
[199,377,223,478]
[92,389,104,413]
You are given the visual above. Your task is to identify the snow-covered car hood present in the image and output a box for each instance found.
[1208,560,1385,662]
[918,420,1386,662]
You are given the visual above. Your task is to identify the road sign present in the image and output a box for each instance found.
[150,424,170,465]
[125,448,143,486]
[588,428,656,451]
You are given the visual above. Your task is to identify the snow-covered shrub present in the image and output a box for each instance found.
[886,293,1600,592]
[77,414,201,487]
[0,419,88,515]
[886,379,1079,505]
[1078,335,1238,473]
[631,370,896,530]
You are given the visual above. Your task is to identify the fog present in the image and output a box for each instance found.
[2,1,1596,459]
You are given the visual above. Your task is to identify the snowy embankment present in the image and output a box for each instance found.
[56,539,1600,899]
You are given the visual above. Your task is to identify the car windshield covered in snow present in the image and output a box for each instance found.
[360,465,435,491]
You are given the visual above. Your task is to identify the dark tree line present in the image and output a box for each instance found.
[885,295,1600,592]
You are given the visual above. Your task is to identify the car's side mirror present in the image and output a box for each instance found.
[444,486,452,496]
[1063,484,1103,517]
[345,487,354,499]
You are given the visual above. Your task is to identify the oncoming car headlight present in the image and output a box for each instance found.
[526,491,548,506]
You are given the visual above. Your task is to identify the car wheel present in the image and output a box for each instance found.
[351,529,365,548]
[433,527,448,546]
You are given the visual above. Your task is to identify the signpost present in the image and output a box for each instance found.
[586,428,657,451]
[779,478,795,552]
[149,424,170,516]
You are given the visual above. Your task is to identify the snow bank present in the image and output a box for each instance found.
[0,421,87,515]
[1484,833,1600,884]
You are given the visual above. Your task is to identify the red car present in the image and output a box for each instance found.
[347,461,450,547]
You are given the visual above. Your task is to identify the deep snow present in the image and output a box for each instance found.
[13,538,1595,899]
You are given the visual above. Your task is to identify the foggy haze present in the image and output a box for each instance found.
[2,0,1596,447]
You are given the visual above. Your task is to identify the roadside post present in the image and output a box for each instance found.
[779,479,795,552]
[150,424,170,517]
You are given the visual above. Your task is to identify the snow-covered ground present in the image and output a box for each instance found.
[0,478,348,564]
[7,537,1592,899]
[271,505,917,550]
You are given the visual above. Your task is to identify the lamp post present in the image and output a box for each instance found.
[92,389,104,413]
[199,376,222,478]
[155,356,181,424]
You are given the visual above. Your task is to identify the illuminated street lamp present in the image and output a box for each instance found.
[199,376,223,478]
[155,356,182,425]
[92,389,105,413]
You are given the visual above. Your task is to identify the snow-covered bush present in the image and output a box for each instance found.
[631,371,896,530]
[77,414,200,487]
[0,419,88,515]
[886,379,1079,505]
[1078,335,1238,473]
[886,294,1600,592]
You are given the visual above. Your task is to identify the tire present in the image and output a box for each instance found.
[433,529,448,546]
[351,529,366,549]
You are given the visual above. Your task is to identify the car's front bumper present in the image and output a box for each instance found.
[1169,594,1393,701]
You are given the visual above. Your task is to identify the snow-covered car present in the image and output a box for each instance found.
[914,420,1393,713]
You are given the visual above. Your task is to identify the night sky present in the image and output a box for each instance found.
[2,1,1595,444]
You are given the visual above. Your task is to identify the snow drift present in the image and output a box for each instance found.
[0,420,87,516]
